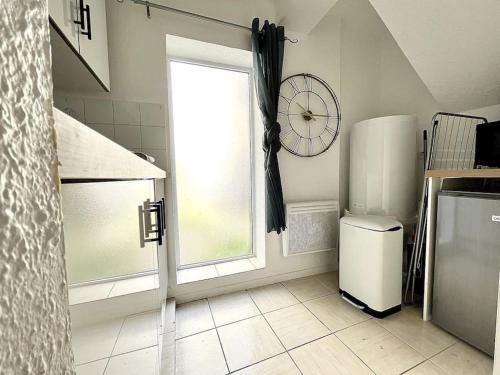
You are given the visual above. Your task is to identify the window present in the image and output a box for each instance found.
[169,60,256,267]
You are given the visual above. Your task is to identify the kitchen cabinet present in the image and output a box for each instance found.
[49,0,110,91]
[48,0,79,51]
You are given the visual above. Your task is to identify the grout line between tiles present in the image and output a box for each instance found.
[332,330,377,374]
[207,298,230,374]
[101,317,126,374]
[371,314,457,360]
[400,342,456,374]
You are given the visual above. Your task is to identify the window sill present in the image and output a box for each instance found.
[177,257,265,285]
[68,274,159,305]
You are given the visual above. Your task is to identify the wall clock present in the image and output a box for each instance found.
[278,73,341,157]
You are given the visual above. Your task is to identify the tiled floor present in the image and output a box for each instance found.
[73,309,162,375]
[175,272,494,375]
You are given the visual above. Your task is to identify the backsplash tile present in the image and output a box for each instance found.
[115,125,141,149]
[54,96,85,123]
[114,100,140,125]
[53,96,169,172]
[88,124,115,141]
[141,126,166,149]
[140,103,165,126]
[141,148,168,171]
[84,98,113,124]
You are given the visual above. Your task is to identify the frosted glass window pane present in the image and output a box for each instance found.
[62,180,158,284]
[170,61,252,265]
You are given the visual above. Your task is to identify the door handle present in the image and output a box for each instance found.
[74,0,92,40]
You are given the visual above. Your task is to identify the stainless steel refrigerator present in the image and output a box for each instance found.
[432,191,500,356]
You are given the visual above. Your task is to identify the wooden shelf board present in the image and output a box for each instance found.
[54,108,166,180]
[425,169,500,178]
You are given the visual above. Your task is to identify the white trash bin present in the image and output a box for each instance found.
[339,215,403,318]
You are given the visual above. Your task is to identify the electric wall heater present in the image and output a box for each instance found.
[282,200,339,257]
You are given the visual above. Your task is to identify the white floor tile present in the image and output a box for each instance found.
[304,294,370,332]
[314,272,339,291]
[112,310,159,355]
[75,359,108,375]
[176,299,215,339]
[248,283,299,313]
[105,346,158,375]
[336,320,425,375]
[289,334,373,375]
[430,342,493,375]
[376,307,456,358]
[405,360,448,375]
[282,276,332,302]
[209,291,260,326]
[232,353,301,375]
[264,304,330,349]
[72,318,124,365]
[176,330,228,375]
[218,315,285,372]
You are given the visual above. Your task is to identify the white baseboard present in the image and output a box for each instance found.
[173,264,337,304]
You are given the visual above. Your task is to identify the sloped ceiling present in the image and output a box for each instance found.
[368,0,500,111]
[275,0,339,33]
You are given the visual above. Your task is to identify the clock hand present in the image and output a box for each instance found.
[296,102,317,121]
[296,102,307,112]
[306,113,334,118]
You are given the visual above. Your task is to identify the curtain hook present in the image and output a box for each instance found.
[284,36,298,44]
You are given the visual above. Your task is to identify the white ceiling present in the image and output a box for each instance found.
[152,0,339,34]
[275,0,339,33]
[368,0,500,111]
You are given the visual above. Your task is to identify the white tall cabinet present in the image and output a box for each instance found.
[49,0,110,91]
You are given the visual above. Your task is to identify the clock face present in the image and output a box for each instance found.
[278,73,341,157]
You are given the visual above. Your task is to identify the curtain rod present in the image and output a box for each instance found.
[117,0,298,43]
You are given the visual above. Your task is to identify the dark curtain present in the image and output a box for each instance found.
[251,18,286,234]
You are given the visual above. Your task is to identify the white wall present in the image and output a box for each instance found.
[1,1,74,373]
[336,0,500,216]
[58,0,341,302]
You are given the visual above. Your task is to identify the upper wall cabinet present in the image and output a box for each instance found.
[49,0,110,92]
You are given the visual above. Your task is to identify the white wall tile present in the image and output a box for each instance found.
[114,100,140,125]
[87,124,115,141]
[84,98,114,124]
[54,96,85,123]
[53,94,66,109]
[141,126,166,149]
[66,97,86,122]
[142,148,168,171]
[115,125,141,149]
[140,103,165,126]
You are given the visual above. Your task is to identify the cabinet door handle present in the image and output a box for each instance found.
[80,2,92,40]
[138,199,165,248]
[74,0,85,27]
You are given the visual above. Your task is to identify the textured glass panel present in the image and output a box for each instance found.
[170,61,252,265]
[62,180,157,284]
[288,211,337,254]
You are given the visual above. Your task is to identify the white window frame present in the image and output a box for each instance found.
[166,56,260,270]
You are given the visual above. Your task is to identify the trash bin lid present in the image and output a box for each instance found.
[340,215,402,232]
